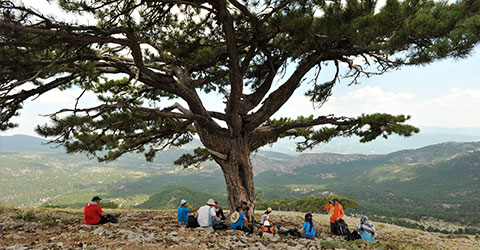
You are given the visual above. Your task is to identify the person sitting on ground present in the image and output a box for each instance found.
[356,216,378,242]
[300,213,316,240]
[177,199,200,223]
[323,198,345,234]
[84,196,116,225]
[230,207,252,234]
[196,198,220,227]
[260,207,275,235]
[241,201,253,223]
[214,201,226,221]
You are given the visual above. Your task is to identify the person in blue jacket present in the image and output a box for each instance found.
[176,199,199,223]
[300,213,316,239]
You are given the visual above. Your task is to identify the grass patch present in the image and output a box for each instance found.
[43,221,57,227]
[0,204,17,213]
[379,240,429,250]
[14,210,37,221]
[320,240,341,248]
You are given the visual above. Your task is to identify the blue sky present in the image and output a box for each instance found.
[2,0,480,137]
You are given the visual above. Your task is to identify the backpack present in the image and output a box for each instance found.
[186,215,200,228]
[288,228,302,238]
[213,221,227,230]
[335,219,350,236]
[105,214,118,223]
[345,230,362,241]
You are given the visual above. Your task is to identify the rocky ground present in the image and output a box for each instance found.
[1,207,479,250]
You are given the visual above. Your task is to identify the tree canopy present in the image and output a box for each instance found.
[1,0,479,209]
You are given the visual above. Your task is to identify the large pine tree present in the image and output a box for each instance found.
[1,0,479,210]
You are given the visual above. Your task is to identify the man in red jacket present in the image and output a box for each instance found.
[84,196,110,225]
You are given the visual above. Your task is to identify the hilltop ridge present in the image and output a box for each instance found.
[1,207,479,250]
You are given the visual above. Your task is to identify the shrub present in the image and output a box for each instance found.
[14,211,37,222]
[101,202,119,209]
[43,221,57,227]
[320,240,341,248]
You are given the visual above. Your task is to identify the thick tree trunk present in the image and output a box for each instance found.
[219,142,256,213]
[197,127,256,213]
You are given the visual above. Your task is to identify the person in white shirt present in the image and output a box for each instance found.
[260,207,275,234]
[196,198,219,227]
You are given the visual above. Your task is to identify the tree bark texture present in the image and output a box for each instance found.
[198,128,256,212]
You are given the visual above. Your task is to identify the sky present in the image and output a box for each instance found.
[2,0,480,137]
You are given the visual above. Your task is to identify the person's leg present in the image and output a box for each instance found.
[216,209,226,220]
[302,233,315,240]
[96,216,109,225]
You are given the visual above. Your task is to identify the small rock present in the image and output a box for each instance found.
[92,227,106,236]
[5,244,29,250]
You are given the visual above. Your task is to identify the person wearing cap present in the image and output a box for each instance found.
[196,198,220,227]
[84,196,110,225]
[230,207,251,233]
[177,199,200,223]
[323,198,345,234]
[300,213,316,240]
[260,207,275,235]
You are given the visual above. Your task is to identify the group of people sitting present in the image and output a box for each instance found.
[84,195,376,242]
[176,198,377,242]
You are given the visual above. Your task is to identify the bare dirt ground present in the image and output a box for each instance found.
[1,207,479,249]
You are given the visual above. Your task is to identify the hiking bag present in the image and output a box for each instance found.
[335,219,350,235]
[105,214,118,223]
[345,230,362,241]
[213,221,227,230]
[186,215,200,228]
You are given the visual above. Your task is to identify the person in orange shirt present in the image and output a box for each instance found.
[323,198,344,234]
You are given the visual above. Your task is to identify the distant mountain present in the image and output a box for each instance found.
[0,134,63,152]
[255,141,480,225]
[136,185,226,209]
[267,131,480,155]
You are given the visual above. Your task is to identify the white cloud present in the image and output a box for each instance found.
[412,88,480,127]
[342,86,414,103]
[272,86,480,128]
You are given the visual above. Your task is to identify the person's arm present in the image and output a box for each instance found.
[300,223,306,233]
[97,206,107,216]
[209,207,219,221]
[191,206,201,213]
[324,203,331,211]
[247,210,252,222]
[339,205,344,218]
[243,217,248,227]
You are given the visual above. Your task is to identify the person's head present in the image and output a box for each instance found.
[180,199,188,207]
[214,201,220,208]
[236,206,244,213]
[304,213,313,222]
[241,201,248,209]
[360,215,369,224]
[332,198,340,205]
[91,196,102,203]
[265,207,272,214]
[207,198,215,207]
